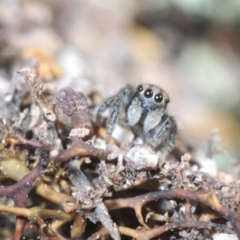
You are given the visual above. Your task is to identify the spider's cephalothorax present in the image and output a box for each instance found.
[96,84,177,158]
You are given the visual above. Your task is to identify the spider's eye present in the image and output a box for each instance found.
[154,94,163,103]
[138,85,143,92]
[144,89,153,98]
[164,98,169,104]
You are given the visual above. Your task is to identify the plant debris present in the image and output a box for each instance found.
[0,63,239,240]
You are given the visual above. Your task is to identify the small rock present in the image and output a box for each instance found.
[125,144,159,170]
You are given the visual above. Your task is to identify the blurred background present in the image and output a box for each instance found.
[1,0,240,172]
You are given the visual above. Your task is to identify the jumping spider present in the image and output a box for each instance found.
[97,84,177,159]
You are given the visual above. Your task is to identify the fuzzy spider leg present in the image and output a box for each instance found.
[106,97,122,138]
[164,116,177,155]
[96,96,115,125]
[150,115,177,158]
[97,85,135,138]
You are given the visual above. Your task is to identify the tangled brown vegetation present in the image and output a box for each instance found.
[0,65,239,240]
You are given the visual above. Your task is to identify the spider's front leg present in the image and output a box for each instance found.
[97,84,135,140]
[148,115,177,160]
[96,96,115,126]
[106,97,122,137]
[96,96,122,140]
